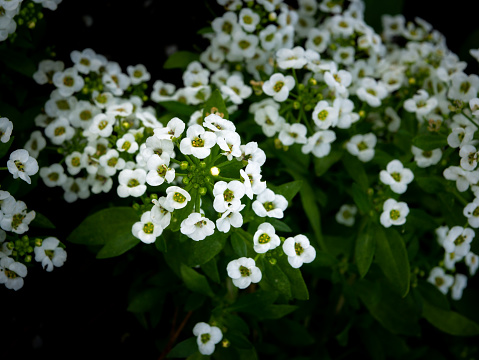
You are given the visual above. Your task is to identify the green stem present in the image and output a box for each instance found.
[461,110,479,129]
[0,167,7,170]
[195,190,201,213]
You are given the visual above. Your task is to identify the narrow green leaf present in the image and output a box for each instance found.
[265,218,292,232]
[30,212,56,229]
[355,221,376,278]
[180,263,215,298]
[127,288,163,313]
[421,297,479,336]
[277,253,309,300]
[374,226,410,297]
[350,182,371,214]
[411,133,447,151]
[268,180,303,203]
[163,50,200,69]
[259,304,298,319]
[66,207,137,246]
[342,154,369,190]
[0,135,14,159]
[230,232,248,257]
[0,48,36,77]
[314,148,343,177]
[167,337,198,358]
[201,256,220,283]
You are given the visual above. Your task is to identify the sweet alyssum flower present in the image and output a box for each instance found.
[192,322,223,356]
[282,234,316,268]
[132,211,163,244]
[379,198,409,228]
[252,188,288,219]
[0,257,28,291]
[180,124,217,159]
[0,117,13,143]
[227,257,262,289]
[379,159,414,194]
[34,237,67,272]
[180,212,215,241]
[117,169,147,198]
[346,133,377,162]
[7,149,39,185]
[253,222,281,253]
[442,226,475,257]
[427,266,454,295]
[335,204,357,227]
[262,72,295,102]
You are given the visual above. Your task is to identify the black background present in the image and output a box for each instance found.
[2,0,479,359]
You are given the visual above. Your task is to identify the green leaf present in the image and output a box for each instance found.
[180,263,215,297]
[227,289,277,313]
[350,182,371,214]
[30,212,56,229]
[354,279,421,336]
[415,175,448,194]
[96,234,140,259]
[66,207,137,246]
[181,230,228,266]
[202,88,229,119]
[201,256,220,283]
[411,133,448,151]
[262,261,292,299]
[268,180,303,203]
[167,337,198,358]
[314,148,343,177]
[342,154,369,190]
[355,221,376,278]
[163,50,200,69]
[265,218,292,232]
[277,253,309,300]
[259,304,298,320]
[374,226,410,297]
[157,101,197,117]
[421,297,479,336]
[0,48,36,77]
[231,232,248,257]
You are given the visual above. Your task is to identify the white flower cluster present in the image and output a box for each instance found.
[0,0,62,42]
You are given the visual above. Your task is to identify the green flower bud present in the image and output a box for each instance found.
[180,161,189,170]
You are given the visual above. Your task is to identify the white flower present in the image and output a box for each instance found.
[0,257,27,290]
[39,163,68,187]
[238,141,266,166]
[465,252,479,276]
[70,48,102,74]
[216,205,245,233]
[213,180,245,213]
[282,234,316,268]
[0,117,13,143]
[65,151,84,175]
[252,188,288,219]
[403,89,437,117]
[7,149,39,185]
[254,104,285,137]
[117,169,147,198]
[0,199,35,234]
[442,226,475,257]
[32,59,64,85]
[132,211,163,244]
[180,124,217,159]
[127,64,151,85]
[217,130,242,160]
[447,72,479,102]
[253,222,280,253]
[443,166,479,192]
[301,130,336,158]
[379,159,414,194]
[154,117,185,140]
[180,212,215,241]
[276,46,307,69]
[52,67,85,97]
[278,123,308,146]
[447,126,475,148]
[262,73,295,102]
[192,322,223,356]
[379,198,409,228]
[165,186,191,210]
[34,237,67,272]
[459,145,479,171]
[150,80,176,103]
[427,266,454,295]
[463,198,479,228]
[220,74,252,105]
[116,133,139,154]
[311,100,338,130]
[44,117,75,145]
[62,177,90,203]
[356,77,388,107]
[324,62,352,95]
[23,130,47,159]
[411,145,442,168]
[151,197,174,229]
[239,162,267,199]
[451,273,468,300]
[346,133,377,162]
[226,257,262,289]
[99,149,126,176]
[89,113,116,138]
[335,204,357,226]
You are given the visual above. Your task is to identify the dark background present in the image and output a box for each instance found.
[2,0,479,359]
